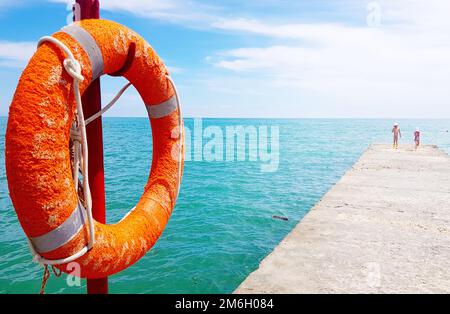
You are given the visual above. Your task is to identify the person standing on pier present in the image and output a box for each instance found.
[414,128,421,150]
[392,123,401,149]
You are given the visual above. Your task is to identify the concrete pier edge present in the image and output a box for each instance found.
[235,144,450,294]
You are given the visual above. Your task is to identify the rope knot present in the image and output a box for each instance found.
[63,58,84,81]
[32,254,42,264]
[70,124,82,143]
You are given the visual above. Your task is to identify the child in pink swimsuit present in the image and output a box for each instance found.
[414,128,420,150]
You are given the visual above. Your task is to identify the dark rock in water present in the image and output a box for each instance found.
[272,215,288,221]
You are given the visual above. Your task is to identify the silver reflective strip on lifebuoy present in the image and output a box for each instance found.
[61,24,104,80]
[29,202,87,254]
[146,95,177,119]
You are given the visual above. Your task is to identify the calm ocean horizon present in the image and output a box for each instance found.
[1,117,449,293]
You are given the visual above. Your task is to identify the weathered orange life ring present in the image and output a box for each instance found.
[5,19,184,278]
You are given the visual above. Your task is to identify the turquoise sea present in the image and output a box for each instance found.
[0,117,449,294]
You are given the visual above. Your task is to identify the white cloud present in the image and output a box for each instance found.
[208,0,450,117]
[50,0,218,23]
[4,0,448,117]
[0,0,29,11]
[0,41,35,68]
[0,0,17,7]
[213,19,367,42]
[166,65,184,74]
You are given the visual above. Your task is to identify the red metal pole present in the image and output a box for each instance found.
[74,0,108,294]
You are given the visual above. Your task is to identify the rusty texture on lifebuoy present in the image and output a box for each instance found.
[5,19,184,278]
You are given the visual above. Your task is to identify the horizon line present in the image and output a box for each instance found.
[1,116,450,120]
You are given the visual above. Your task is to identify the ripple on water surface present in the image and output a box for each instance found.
[0,118,449,293]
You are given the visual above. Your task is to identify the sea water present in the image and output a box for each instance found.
[0,117,449,293]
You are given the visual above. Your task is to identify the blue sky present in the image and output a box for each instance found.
[1,0,449,118]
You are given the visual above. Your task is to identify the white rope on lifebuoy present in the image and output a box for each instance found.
[85,75,183,197]
[28,36,95,266]
[165,75,184,199]
[85,82,132,125]
[28,36,183,266]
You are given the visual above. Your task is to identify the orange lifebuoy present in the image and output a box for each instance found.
[5,19,184,278]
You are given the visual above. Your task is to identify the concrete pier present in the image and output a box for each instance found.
[236,144,450,293]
